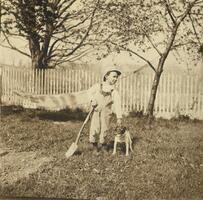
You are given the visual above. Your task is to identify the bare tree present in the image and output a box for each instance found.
[1,0,99,69]
[95,0,203,118]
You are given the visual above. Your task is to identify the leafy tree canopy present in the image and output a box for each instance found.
[1,0,100,68]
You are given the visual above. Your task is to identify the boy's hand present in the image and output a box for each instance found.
[117,118,122,126]
[91,99,98,107]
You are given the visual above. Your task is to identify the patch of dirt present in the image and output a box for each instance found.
[0,151,52,185]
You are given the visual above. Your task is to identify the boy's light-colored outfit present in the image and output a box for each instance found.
[88,82,122,144]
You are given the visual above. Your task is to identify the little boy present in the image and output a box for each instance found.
[88,67,122,151]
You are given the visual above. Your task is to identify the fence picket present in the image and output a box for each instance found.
[1,66,203,119]
[139,74,142,111]
[168,73,171,113]
[186,75,189,114]
[171,73,174,113]
[194,77,197,112]
[123,77,126,113]
[4,68,7,98]
[137,74,140,111]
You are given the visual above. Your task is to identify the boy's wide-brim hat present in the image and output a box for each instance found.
[102,67,122,81]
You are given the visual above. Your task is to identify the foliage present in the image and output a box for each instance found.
[94,0,203,68]
[174,0,203,64]
[1,0,100,68]
[93,0,203,116]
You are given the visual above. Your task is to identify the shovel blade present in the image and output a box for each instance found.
[65,142,78,158]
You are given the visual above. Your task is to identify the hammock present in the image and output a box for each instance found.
[14,90,91,111]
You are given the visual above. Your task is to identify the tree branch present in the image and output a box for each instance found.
[188,13,202,45]
[65,0,99,57]
[68,48,93,62]
[161,0,199,65]
[47,38,61,58]
[58,0,77,18]
[164,0,177,25]
[55,0,78,28]
[50,16,96,66]
[171,41,196,50]
[124,48,157,73]
[142,30,162,56]
[1,31,30,57]
[110,41,157,73]
[177,0,200,25]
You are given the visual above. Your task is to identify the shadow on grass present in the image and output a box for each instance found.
[37,108,88,122]
[0,197,70,200]
[1,105,24,116]
[1,105,88,122]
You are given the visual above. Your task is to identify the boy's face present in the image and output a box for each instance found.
[105,71,119,85]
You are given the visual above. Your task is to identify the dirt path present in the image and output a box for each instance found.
[0,138,52,186]
[0,151,52,185]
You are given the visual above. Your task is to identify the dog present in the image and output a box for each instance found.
[112,126,133,156]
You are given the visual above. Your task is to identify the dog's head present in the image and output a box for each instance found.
[115,126,127,135]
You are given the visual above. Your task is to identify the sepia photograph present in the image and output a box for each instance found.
[0,0,203,200]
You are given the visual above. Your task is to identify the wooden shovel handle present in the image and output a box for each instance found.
[75,107,94,144]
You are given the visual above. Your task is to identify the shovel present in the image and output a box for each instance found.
[65,107,94,158]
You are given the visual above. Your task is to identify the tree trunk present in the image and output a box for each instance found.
[28,33,50,94]
[145,25,178,119]
[31,53,48,69]
[146,55,166,118]
[146,70,162,117]
[29,35,49,69]
[32,54,40,69]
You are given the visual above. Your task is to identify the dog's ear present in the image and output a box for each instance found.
[114,126,121,135]
[119,126,125,134]
[124,126,129,132]
[115,125,120,131]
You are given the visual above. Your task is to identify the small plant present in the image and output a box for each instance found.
[171,114,191,122]
[128,110,144,118]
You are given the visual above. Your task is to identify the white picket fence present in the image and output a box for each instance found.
[1,66,203,119]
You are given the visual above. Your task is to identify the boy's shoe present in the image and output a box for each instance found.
[89,142,100,155]
[89,142,97,151]
[97,143,108,152]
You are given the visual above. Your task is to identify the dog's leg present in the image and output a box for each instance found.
[126,137,129,156]
[112,138,117,155]
[129,136,133,153]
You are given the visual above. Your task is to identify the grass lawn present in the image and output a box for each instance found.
[0,106,202,200]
